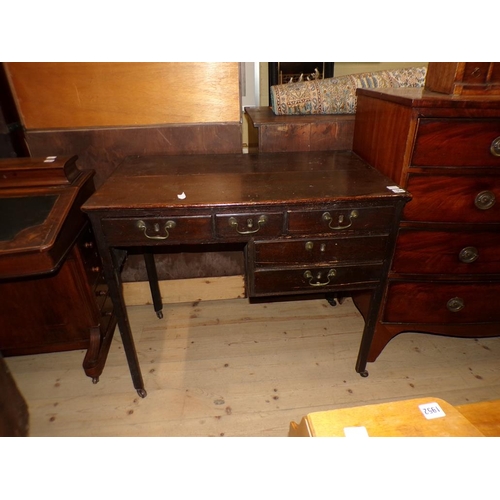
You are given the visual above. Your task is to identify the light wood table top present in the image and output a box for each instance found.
[289,397,484,437]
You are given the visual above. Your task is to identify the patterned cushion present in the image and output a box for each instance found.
[270,66,427,115]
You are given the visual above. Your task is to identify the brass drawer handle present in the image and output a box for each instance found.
[490,136,500,157]
[304,268,337,287]
[459,246,479,263]
[474,190,496,210]
[137,220,176,240]
[305,241,327,252]
[229,215,268,235]
[447,297,465,313]
[322,210,358,230]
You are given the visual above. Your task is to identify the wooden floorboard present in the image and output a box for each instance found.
[5,296,500,437]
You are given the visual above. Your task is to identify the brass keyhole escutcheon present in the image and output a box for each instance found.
[305,241,327,252]
[470,67,482,78]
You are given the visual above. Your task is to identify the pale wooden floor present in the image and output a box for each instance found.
[5,294,500,437]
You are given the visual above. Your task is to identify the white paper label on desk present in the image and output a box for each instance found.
[344,426,369,438]
[387,185,406,193]
[418,402,446,420]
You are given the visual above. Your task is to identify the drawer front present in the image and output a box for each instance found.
[215,212,284,240]
[254,235,388,266]
[287,206,395,235]
[392,229,500,275]
[404,174,500,223]
[383,281,500,324]
[412,119,500,167]
[251,264,382,296]
[101,216,213,246]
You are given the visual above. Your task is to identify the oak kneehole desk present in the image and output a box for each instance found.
[82,151,410,397]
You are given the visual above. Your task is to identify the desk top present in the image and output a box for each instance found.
[82,151,409,213]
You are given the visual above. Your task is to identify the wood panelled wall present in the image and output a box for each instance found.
[5,62,241,129]
[3,62,244,281]
[3,62,243,186]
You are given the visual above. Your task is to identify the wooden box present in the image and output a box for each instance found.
[425,62,500,95]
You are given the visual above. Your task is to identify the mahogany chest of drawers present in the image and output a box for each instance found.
[352,87,500,366]
[82,151,410,395]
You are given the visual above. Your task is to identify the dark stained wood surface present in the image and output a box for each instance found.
[0,157,95,278]
[352,87,500,367]
[0,354,28,437]
[83,151,411,394]
[0,157,116,382]
[356,87,500,109]
[245,107,355,153]
[83,151,405,212]
[26,123,243,189]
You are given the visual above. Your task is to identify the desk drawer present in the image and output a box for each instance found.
[383,281,500,324]
[253,235,388,266]
[251,263,382,296]
[215,211,284,240]
[412,119,500,167]
[392,229,500,275]
[287,206,395,235]
[101,216,213,246]
[404,174,500,223]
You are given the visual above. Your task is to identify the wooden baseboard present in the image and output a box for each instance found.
[122,275,246,306]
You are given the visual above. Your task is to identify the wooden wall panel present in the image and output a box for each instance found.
[4,62,241,129]
[26,123,242,188]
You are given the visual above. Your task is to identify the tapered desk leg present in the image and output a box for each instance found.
[355,287,382,378]
[144,251,163,319]
[98,244,147,397]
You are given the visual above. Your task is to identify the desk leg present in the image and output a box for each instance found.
[105,247,147,397]
[143,251,163,319]
[355,287,383,378]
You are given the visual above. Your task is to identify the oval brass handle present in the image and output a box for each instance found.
[447,297,465,313]
[459,246,479,263]
[490,136,500,157]
[137,220,176,240]
[229,215,268,235]
[322,210,358,230]
[303,269,337,287]
[474,191,496,210]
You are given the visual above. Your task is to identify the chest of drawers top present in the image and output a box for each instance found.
[82,151,407,214]
[353,88,500,186]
